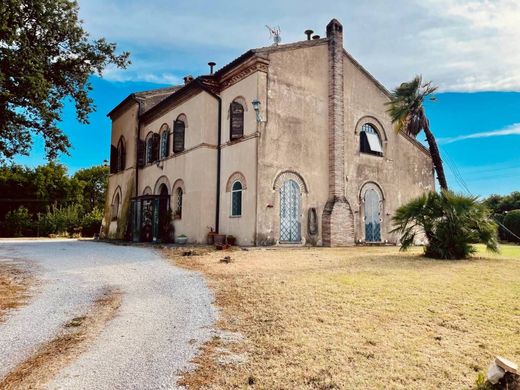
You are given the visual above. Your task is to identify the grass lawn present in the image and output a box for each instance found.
[167,244,520,390]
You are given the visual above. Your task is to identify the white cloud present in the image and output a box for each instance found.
[77,0,520,92]
[439,123,520,144]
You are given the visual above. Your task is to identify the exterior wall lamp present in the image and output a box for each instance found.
[251,99,264,123]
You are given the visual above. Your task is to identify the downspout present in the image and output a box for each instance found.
[215,95,222,233]
[197,81,222,234]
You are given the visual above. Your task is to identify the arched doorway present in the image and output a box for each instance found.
[280,180,301,242]
[364,188,381,242]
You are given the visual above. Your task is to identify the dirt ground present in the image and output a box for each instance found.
[167,245,520,390]
[0,261,33,323]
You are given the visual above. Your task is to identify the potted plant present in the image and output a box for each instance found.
[226,235,236,246]
[207,227,216,245]
[175,234,188,245]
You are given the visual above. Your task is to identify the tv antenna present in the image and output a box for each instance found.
[266,25,281,46]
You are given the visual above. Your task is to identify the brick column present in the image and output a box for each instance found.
[322,19,354,246]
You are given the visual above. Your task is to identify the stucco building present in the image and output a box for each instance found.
[102,19,434,246]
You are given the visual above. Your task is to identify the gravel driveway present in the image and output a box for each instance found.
[0,239,216,389]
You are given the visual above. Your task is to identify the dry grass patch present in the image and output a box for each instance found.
[0,261,33,322]
[0,287,122,390]
[166,246,520,390]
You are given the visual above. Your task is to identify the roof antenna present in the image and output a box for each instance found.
[266,25,281,46]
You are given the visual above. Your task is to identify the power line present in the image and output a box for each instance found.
[439,146,520,241]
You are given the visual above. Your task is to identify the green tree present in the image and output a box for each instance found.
[386,76,448,191]
[0,0,130,160]
[73,165,108,212]
[392,191,498,259]
[503,210,520,243]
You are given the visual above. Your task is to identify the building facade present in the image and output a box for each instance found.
[101,19,434,246]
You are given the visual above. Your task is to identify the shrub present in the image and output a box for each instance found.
[3,206,33,237]
[81,207,103,237]
[392,191,498,259]
[38,204,83,237]
[503,209,520,243]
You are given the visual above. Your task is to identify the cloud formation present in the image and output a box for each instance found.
[78,0,520,92]
[439,123,520,144]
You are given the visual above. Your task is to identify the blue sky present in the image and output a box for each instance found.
[13,0,520,197]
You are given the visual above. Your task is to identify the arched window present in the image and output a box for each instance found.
[230,101,244,140]
[231,181,243,217]
[173,117,185,153]
[175,187,183,219]
[360,123,383,156]
[146,133,154,164]
[159,125,169,159]
[116,137,126,172]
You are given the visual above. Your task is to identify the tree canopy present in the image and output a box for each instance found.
[0,0,130,161]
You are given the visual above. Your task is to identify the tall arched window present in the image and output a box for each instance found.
[230,101,244,140]
[116,137,126,172]
[145,133,154,164]
[159,125,169,159]
[231,181,243,217]
[175,187,183,219]
[360,123,383,156]
[173,117,185,153]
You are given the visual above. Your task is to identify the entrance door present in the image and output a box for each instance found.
[280,180,301,242]
[364,189,381,242]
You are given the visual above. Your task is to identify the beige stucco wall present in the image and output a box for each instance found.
[102,103,139,239]
[256,43,330,245]
[217,73,261,246]
[343,55,435,243]
[137,90,219,244]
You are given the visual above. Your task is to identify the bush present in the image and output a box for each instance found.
[3,206,33,237]
[38,204,83,237]
[392,191,498,259]
[503,209,520,243]
[81,208,103,237]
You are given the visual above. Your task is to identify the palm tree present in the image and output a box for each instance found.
[386,75,448,191]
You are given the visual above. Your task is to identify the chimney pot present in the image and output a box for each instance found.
[208,61,216,75]
[312,35,320,40]
[304,29,314,40]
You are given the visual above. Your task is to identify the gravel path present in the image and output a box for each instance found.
[0,239,216,389]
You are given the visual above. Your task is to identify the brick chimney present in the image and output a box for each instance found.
[322,19,354,246]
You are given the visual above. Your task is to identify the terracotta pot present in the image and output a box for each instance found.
[227,236,236,246]
[214,234,226,246]
[207,232,216,245]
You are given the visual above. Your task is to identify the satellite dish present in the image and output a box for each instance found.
[266,25,281,46]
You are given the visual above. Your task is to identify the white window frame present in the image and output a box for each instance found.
[230,181,243,217]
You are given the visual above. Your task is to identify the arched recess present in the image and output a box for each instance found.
[226,171,247,192]
[176,113,188,128]
[359,181,385,242]
[273,170,308,193]
[227,96,248,119]
[142,186,152,195]
[116,136,126,171]
[172,179,185,219]
[354,116,388,141]
[154,175,171,195]
[111,186,122,220]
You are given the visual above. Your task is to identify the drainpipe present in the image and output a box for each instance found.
[198,82,222,233]
[215,96,222,233]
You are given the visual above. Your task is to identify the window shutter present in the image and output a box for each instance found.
[137,139,146,168]
[110,145,117,174]
[173,120,185,153]
[152,133,160,162]
[120,142,126,170]
[230,102,244,140]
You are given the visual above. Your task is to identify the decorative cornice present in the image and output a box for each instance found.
[218,57,269,91]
